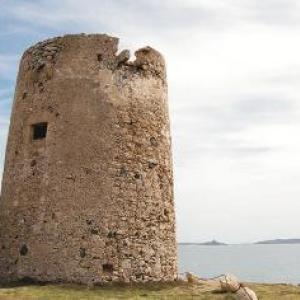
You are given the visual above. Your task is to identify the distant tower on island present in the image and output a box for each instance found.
[0,34,177,284]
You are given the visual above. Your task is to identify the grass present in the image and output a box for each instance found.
[0,281,300,299]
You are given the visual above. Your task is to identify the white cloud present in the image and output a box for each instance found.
[0,97,10,188]
[0,54,19,80]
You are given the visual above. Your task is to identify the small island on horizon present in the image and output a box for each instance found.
[179,240,227,246]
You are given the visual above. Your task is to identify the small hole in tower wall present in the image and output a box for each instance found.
[32,122,48,140]
[102,263,113,274]
[79,248,86,258]
[20,244,28,256]
[97,54,103,62]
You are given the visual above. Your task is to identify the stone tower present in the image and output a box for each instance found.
[0,34,177,284]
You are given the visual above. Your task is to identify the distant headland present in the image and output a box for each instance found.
[255,239,300,245]
[179,238,300,245]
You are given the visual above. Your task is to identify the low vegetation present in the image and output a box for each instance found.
[0,281,300,299]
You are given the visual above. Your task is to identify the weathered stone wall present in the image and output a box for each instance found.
[0,34,177,284]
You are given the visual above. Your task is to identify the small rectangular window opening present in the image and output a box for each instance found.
[102,263,113,274]
[32,122,48,140]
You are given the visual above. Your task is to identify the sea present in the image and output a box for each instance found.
[178,244,300,284]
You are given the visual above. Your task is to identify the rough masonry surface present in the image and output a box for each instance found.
[0,34,177,284]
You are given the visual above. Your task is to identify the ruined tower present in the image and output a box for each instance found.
[0,34,177,284]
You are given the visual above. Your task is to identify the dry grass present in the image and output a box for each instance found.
[0,281,299,299]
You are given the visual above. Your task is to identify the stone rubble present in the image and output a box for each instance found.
[185,272,258,300]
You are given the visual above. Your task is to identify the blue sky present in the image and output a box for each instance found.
[1,0,300,243]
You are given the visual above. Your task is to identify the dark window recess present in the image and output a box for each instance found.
[97,54,103,62]
[103,263,113,273]
[79,247,86,258]
[32,122,48,140]
[20,244,28,256]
